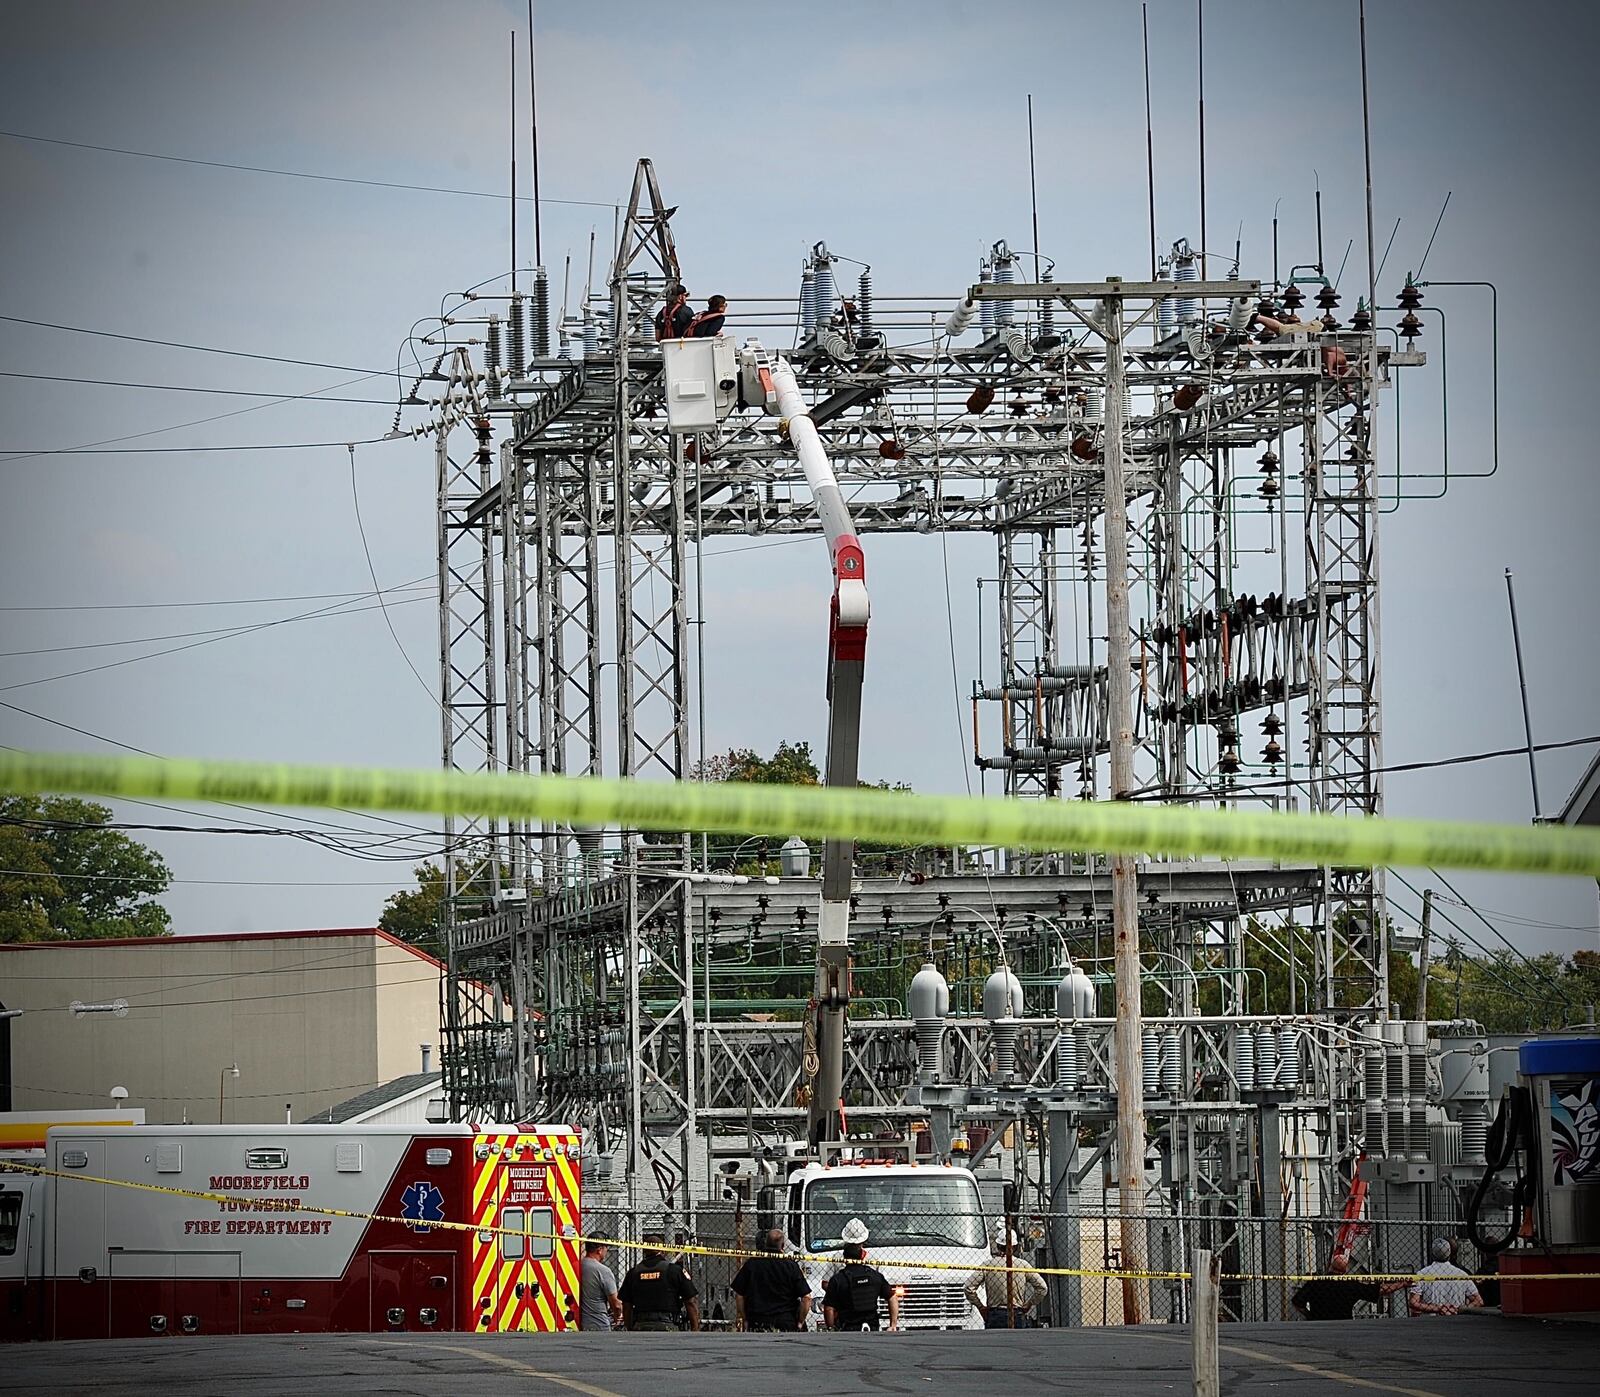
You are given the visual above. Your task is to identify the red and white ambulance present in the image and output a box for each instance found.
[0,1122,580,1342]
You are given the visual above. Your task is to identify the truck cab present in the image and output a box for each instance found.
[772,1161,988,1329]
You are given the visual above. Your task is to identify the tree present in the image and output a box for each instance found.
[380,859,519,960]
[0,795,171,942]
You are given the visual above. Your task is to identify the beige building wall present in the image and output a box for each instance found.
[0,931,442,1125]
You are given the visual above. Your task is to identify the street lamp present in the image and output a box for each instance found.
[219,1063,239,1123]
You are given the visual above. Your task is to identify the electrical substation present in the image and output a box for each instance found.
[399,153,1569,1324]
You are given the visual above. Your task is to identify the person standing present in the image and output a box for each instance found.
[619,1231,701,1332]
[731,1227,813,1332]
[821,1218,898,1331]
[1291,1252,1407,1320]
[965,1225,1048,1328]
[579,1239,624,1331]
[1408,1238,1484,1316]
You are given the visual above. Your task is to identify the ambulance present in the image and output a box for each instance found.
[0,1123,580,1341]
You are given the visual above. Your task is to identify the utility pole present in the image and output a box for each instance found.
[1101,286,1147,1324]
[1416,888,1434,1022]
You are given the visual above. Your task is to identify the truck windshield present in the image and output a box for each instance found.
[804,1175,985,1250]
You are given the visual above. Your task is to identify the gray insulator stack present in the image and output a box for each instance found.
[1406,1021,1431,1161]
[1232,1025,1256,1091]
[1082,387,1103,425]
[531,267,550,360]
[983,966,1024,1084]
[1055,1026,1079,1092]
[485,315,503,397]
[992,244,1016,327]
[800,267,818,336]
[1160,1028,1182,1097]
[1142,1027,1160,1097]
[1276,1026,1300,1090]
[1459,1100,1490,1165]
[1076,1026,1091,1087]
[1173,241,1199,321]
[1384,1021,1407,1162]
[583,312,599,358]
[1156,257,1176,336]
[813,251,837,330]
[979,266,995,335]
[1362,1023,1387,1156]
[1254,1024,1279,1089]
[508,294,526,377]
[909,961,950,1081]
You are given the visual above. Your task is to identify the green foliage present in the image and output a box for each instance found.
[1422,944,1600,1032]
[0,795,171,943]
[379,859,521,961]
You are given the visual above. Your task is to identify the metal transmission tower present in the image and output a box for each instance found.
[1304,354,1387,1012]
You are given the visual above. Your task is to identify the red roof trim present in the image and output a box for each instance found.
[0,927,445,970]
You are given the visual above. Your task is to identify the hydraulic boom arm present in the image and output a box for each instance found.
[752,348,868,1146]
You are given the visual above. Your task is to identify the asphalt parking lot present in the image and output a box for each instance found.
[3,1314,1593,1396]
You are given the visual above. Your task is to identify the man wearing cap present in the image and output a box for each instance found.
[1408,1238,1483,1316]
[822,1218,899,1332]
[731,1227,813,1332]
[965,1224,1048,1328]
[619,1231,701,1332]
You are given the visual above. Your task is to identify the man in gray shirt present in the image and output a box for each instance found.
[1408,1238,1483,1316]
[580,1239,623,1330]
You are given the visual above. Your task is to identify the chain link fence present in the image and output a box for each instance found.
[579,1202,1493,1329]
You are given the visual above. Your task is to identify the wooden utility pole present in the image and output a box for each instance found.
[1102,288,1147,1324]
[1416,888,1434,1021]
[1192,1248,1220,1396]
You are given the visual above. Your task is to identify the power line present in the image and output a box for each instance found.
[0,578,433,692]
[0,583,434,613]
[0,128,620,209]
[0,436,392,455]
[0,370,392,404]
[0,697,435,840]
[0,865,415,887]
[0,590,430,658]
[0,314,387,375]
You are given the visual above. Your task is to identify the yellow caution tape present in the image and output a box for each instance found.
[3,1161,1595,1285]
[2,750,1599,877]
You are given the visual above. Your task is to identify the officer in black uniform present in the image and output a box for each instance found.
[822,1218,899,1332]
[619,1231,701,1332]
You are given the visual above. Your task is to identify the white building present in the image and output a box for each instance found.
[0,928,444,1125]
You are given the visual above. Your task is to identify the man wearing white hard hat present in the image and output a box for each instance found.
[965,1223,1048,1328]
[822,1218,899,1332]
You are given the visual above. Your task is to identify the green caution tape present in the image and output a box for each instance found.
[2,749,1598,877]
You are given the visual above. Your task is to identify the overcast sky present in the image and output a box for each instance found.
[2,1,1596,966]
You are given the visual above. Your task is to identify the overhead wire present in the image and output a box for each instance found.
[0,369,392,403]
[0,128,621,209]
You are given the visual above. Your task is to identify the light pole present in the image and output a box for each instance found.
[219,1063,239,1123]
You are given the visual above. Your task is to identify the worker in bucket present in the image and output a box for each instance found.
[965,1223,1048,1328]
[821,1218,899,1332]
[656,285,693,340]
[684,294,728,338]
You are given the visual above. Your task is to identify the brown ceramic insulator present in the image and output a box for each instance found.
[1070,434,1097,462]
[878,439,906,461]
[1173,383,1206,412]
[966,383,995,414]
